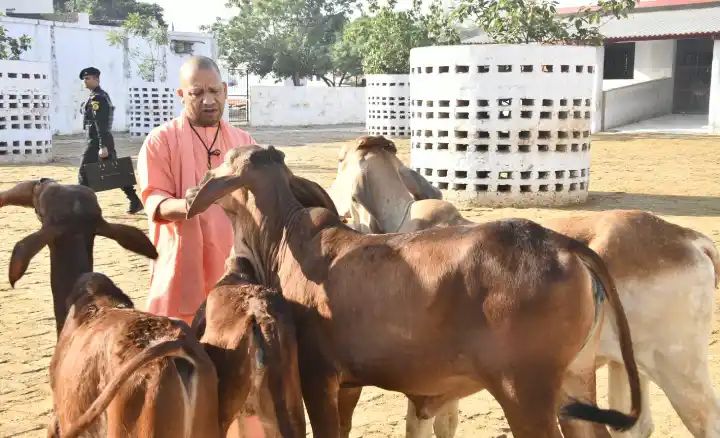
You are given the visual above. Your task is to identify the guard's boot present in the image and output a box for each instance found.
[125,190,143,215]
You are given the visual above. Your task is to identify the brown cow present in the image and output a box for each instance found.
[0,179,158,334]
[330,135,720,438]
[47,272,220,438]
[186,145,643,438]
[191,256,306,438]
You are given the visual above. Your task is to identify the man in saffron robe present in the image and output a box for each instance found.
[138,56,254,323]
[137,56,264,438]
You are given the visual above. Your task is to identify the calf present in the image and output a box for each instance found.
[0,179,157,334]
[192,256,305,438]
[48,272,220,438]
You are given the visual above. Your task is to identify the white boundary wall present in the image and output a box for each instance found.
[0,14,216,135]
[249,86,365,126]
[366,74,410,138]
[0,60,52,163]
[410,44,597,207]
[602,77,674,130]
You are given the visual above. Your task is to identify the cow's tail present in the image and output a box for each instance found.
[61,340,191,438]
[560,238,641,431]
[249,301,305,437]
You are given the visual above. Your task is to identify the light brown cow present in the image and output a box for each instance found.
[329,138,466,234]
[0,178,158,334]
[330,135,720,438]
[191,256,306,438]
[186,145,643,438]
[47,272,220,438]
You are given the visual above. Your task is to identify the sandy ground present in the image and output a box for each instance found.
[0,127,719,437]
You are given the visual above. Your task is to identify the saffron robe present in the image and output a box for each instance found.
[137,115,255,320]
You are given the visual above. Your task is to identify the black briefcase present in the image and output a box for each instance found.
[83,157,137,192]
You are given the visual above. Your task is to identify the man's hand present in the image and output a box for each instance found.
[155,197,189,223]
[98,147,109,159]
[184,186,200,211]
[152,187,205,223]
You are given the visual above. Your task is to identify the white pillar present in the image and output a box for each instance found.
[366,74,411,138]
[409,44,596,207]
[592,46,605,133]
[709,38,720,134]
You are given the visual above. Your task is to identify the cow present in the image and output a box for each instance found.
[191,256,306,438]
[329,135,720,438]
[0,179,158,335]
[185,145,643,438]
[47,272,220,438]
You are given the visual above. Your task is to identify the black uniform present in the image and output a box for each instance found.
[78,85,141,209]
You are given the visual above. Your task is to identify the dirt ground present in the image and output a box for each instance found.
[1,127,719,437]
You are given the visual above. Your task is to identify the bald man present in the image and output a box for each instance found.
[137,56,256,323]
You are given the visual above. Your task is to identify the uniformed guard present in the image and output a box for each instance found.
[79,66,143,214]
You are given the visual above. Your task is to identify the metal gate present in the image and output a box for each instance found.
[673,38,713,115]
[227,68,249,125]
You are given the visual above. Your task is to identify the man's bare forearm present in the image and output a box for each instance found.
[155,198,188,222]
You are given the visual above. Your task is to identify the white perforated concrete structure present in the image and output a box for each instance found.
[0,60,52,164]
[128,82,176,137]
[366,74,410,138]
[410,44,597,206]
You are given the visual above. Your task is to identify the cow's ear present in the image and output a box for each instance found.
[0,180,41,208]
[398,166,443,201]
[9,225,64,286]
[95,221,158,260]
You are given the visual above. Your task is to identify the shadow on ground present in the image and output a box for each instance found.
[565,191,720,217]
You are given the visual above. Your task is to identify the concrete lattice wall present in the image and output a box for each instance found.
[410,44,597,207]
[365,74,410,138]
[128,83,176,137]
[0,60,52,163]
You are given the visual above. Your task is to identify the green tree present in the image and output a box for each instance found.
[209,0,359,86]
[61,0,166,26]
[454,0,636,45]
[330,25,364,81]
[334,0,459,75]
[107,12,169,82]
[0,25,31,60]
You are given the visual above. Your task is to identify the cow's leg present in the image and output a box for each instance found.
[432,399,459,438]
[338,387,362,438]
[300,372,341,438]
[490,369,564,438]
[298,354,341,438]
[406,398,434,438]
[46,414,59,438]
[559,358,611,438]
[649,349,720,437]
[405,399,460,438]
[559,323,611,438]
[606,361,652,438]
[407,396,461,438]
